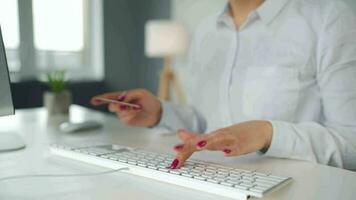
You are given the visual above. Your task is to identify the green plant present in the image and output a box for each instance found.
[47,70,67,93]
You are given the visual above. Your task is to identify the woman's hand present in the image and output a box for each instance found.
[170,120,273,169]
[90,89,161,127]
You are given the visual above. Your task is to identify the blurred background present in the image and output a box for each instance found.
[1,0,356,112]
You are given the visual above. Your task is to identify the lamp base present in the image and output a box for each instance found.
[158,57,185,104]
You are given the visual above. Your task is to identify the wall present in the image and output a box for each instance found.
[103,0,171,94]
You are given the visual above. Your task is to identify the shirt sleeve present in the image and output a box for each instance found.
[156,101,207,133]
[264,2,356,170]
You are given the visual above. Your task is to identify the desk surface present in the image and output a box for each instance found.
[0,105,355,200]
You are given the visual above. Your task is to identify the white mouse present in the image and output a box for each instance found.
[59,121,102,133]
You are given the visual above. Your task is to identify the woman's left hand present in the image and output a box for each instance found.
[170,120,273,169]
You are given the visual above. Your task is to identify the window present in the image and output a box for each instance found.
[0,0,103,80]
[0,0,20,71]
[33,0,84,51]
[33,0,86,72]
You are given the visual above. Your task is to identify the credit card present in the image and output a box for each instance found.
[95,97,141,109]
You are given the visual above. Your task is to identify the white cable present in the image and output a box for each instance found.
[0,167,129,182]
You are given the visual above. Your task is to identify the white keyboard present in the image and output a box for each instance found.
[50,144,292,200]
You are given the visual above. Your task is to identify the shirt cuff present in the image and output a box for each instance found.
[262,120,294,158]
[154,101,175,131]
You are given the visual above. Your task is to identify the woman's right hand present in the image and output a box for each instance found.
[90,89,162,127]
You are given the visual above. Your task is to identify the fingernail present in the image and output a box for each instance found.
[174,144,184,151]
[117,95,126,101]
[120,105,127,110]
[91,99,100,104]
[197,141,207,148]
[170,159,179,169]
[223,149,232,154]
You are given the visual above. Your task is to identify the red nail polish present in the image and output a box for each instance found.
[223,149,231,154]
[197,141,207,148]
[170,159,179,169]
[120,105,127,110]
[118,95,126,101]
[174,144,184,151]
[92,99,100,104]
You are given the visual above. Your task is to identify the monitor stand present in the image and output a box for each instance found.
[0,132,26,152]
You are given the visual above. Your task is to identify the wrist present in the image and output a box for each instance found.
[261,120,273,149]
[152,100,162,126]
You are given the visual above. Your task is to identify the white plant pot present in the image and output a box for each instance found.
[44,90,72,116]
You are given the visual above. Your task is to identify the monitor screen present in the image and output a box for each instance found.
[0,26,14,117]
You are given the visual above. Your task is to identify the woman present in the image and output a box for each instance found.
[91,0,356,170]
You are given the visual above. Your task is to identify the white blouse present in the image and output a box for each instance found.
[157,0,356,170]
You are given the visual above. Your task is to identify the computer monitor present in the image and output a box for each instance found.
[0,26,26,152]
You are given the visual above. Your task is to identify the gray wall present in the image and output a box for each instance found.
[103,0,171,94]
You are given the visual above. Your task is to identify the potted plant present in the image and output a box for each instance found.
[44,70,71,116]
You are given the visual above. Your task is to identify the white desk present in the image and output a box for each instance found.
[0,105,355,200]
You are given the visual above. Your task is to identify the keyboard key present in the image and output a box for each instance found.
[148,166,158,170]
[190,172,201,176]
[128,161,137,165]
[234,185,249,190]
[214,177,226,182]
[254,185,270,191]
[220,182,234,187]
[201,174,212,179]
[227,180,240,185]
[181,173,193,178]
[118,158,128,163]
[194,166,205,171]
[158,168,169,172]
[207,179,220,184]
[240,183,254,188]
[193,176,206,181]
[249,188,263,193]
[170,170,181,175]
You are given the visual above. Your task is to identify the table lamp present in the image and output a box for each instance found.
[145,20,188,104]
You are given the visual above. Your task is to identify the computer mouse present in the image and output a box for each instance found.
[59,121,102,133]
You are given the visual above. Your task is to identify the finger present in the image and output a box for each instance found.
[91,92,126,105]
[117,91,127,101]
[118,110,140,119]
[177,129,197,141]
[171,134,199,169]
[109,101,139,113]
[196,130,234,151]
[108,103,120,113]
[173,143,185,152]
[120,114,138,125]
[172,141,195,153]
[113,90,143,109]
[170,151,193,169]
[119,90,142,104]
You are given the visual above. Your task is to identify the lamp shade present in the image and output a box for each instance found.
[145,20,188,58]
